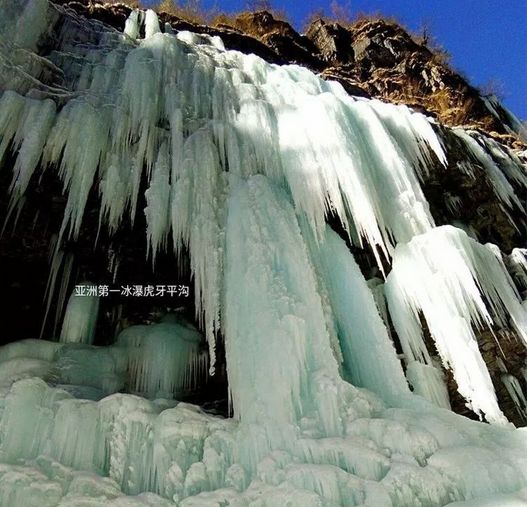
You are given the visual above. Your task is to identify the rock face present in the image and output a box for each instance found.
[305,19,354,64]
[1,1,526,426]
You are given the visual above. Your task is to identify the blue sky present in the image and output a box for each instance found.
[189,0,526,120]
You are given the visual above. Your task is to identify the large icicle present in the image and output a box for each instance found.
[385,225,527,424]
[454,129,525,213]
[305,225,409,402]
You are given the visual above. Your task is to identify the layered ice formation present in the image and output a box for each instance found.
[0,0,527,505]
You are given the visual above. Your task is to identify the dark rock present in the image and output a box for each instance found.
[231,11,322,69]
[304,19,354,64]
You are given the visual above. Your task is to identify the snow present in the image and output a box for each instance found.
[0,2,527,506]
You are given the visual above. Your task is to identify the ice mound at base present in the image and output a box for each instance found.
[0,377,527,506]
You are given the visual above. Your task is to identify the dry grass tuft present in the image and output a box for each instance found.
[154,0,220,24]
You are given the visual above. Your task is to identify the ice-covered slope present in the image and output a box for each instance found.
[0,0,526,505]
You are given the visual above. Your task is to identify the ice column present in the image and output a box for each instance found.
[59,284,100,345]
[224,175,341,425]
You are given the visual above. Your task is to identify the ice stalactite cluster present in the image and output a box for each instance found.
[509,248,527,297]
[0,0,527,505]
[0,317,206,402]
[385,226,527,424]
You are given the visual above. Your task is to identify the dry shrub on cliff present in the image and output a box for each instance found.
[210,12,237,27]
[430,87,451,112]
[154,0,289,28]
[243,0,289,22]
[479,78,506,101]
[352,11,401,29]
[154,0,220,24]
[329,0,353,25]
[303,2,400,30]
[105,0,141,8]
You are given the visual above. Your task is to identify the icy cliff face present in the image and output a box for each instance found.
[0,1,526,505]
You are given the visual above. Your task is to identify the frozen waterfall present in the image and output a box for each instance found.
[0,1,526,506]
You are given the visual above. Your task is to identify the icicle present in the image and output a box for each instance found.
[108,248,121,283]
[7,97,56,213]
[306,226,409,402]
[482,95,527,141]
[508,248,527,292]
[59,283,100,344]
[405,361,451,409]
[144,10,160,39]
[40,244,64,339]
[368,99,447,175]
[124,9,141,39]
[1,195,25,237]
[145,141,170,264]
[171,129,225,375]
[454,129,524,212]
[116,317,206,398]
[10,0,50,51]
[52,252,74,335]
[501,374,527,421]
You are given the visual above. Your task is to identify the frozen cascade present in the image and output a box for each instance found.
[0,1,526,505]
[224,175,343,426]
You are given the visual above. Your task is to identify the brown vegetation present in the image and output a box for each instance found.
[153,0,216,24]
[147,0,289,27]
[105,0,141,8]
